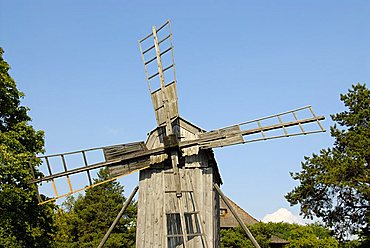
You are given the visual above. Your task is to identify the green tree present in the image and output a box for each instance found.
[286,84,370,243]
[0,47,55,247]
[220,222,339,248]
[54,168,137,248]
[221,226,259,248]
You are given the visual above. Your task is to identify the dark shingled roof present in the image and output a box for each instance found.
[219,196,258,228]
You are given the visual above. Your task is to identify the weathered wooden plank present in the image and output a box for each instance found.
[161,170,167,248]
[136,171,146,247]
[198,126,241,140]
[204,167,212,247]
[151,82,179,127]
[199,135,244,149]
[103,142,147,161]
[145,170,154,247]
[153,171,159,247]
[108,159,150,177]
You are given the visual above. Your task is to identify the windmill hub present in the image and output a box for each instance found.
[164,134,180,150]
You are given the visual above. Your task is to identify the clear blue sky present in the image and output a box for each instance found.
[1,1,369,221]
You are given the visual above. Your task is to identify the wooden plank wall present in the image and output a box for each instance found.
[136,166,217,248]
[136,118,220,248]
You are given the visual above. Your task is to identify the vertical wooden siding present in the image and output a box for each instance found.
[136,118,220,248]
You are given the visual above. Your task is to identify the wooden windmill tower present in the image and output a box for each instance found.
[29,20,325,248]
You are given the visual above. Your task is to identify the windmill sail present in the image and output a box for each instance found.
[179,106,325,150]
[29,141,154,204]
[138,20,179,131]
[29,105,324,205]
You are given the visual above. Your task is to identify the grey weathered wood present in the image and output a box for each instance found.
[151,81,179,127]
[103,142,147,161]
[136,119,221,248]
[108,159,150,177]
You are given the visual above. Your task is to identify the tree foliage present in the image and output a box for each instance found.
[286,84,370,242]
[54,168,137,247]
[220,222,339,248]
[0,47,55,247]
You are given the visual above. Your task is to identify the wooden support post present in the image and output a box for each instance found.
[171,151,182,198]
[97,186,139,248]
[214,184,261,248]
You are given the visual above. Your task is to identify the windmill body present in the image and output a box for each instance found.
[136,118,221,247]
[29,20,326,248]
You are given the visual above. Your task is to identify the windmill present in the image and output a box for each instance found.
[29,20,325,248]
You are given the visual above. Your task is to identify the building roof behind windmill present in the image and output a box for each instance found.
[219,196,258,228]
[269,235,290,244]
[219,196,290,246]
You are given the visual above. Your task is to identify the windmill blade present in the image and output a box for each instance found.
[179,106,326,150]
[29,141,166,204]
[138,20,178,132]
